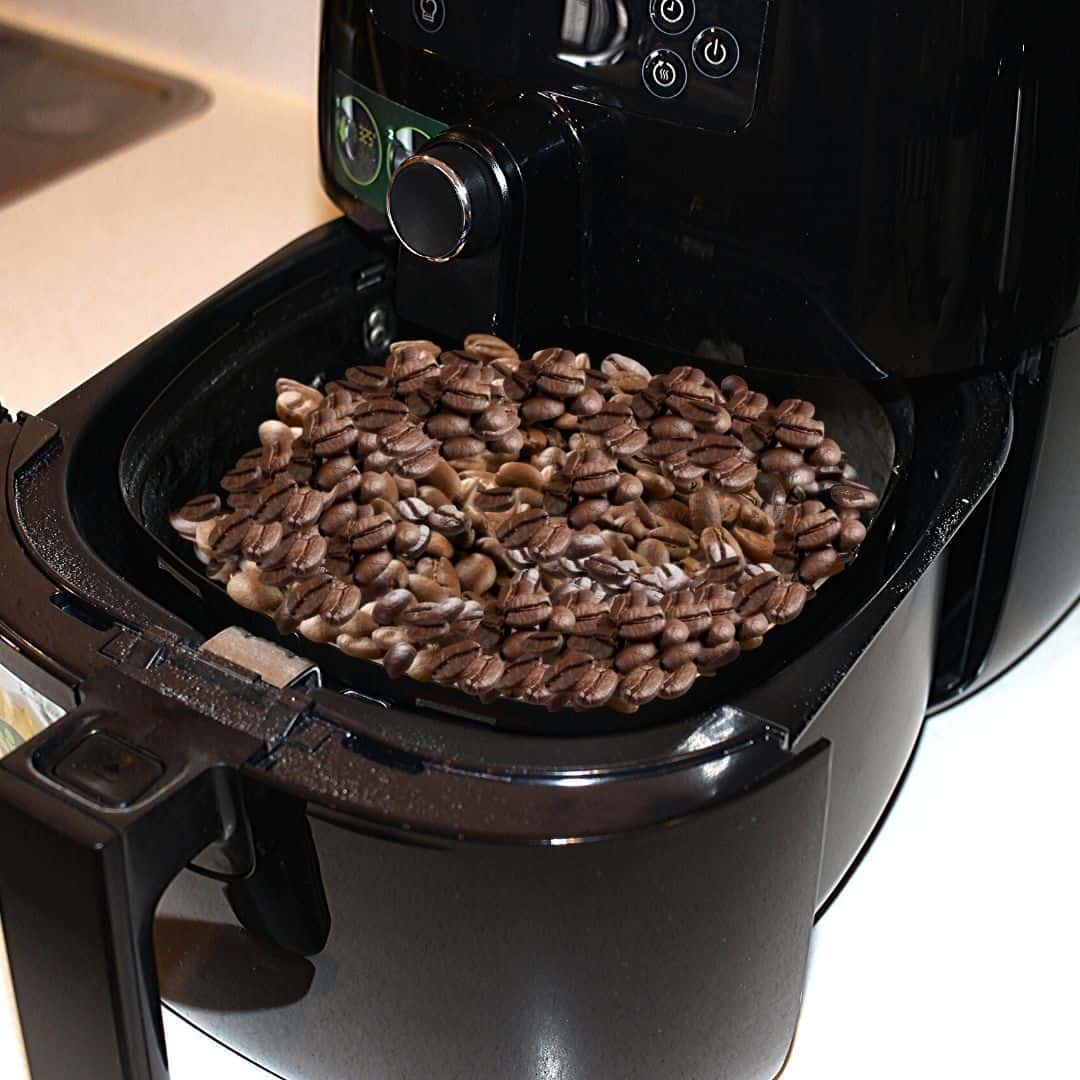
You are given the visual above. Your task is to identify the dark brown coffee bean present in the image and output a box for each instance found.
[283,533,327,576]
[830,483,879,511]
[795,509,841,550]
[397,444,441,479]
[432,640,482,683]
[393,521,429,559]
[738,569,780,616]
[441,371,492,414]
[379,419,428,458]
[808,438,843,468]
[776,413,825,450]
[732,525,775,563]
[614,642,658,673]
[579,399,633,433]
[503,631,564,660]
[209,510,253,556]
[798,547,842,582]
[618,665,664,707]
[727,388,769,420]
[458,653,505,695]
[475,486,517,512]
[535,351,586,398]
[563,498,606,530]
[566,448,619,496]
[497,507,548,548]
[443,435,487,460]
[523,523,570,562]
[698,640,741,671]
[347,512,395,553]
[282,488,327,529]
[544,649,594,692]
[704,615,737,648]
[312,456,354,491]
[388,345,439,392]
[241,521,284,561]
[544,605,575,634]
[287,573,334,622]
[505,590,553,629]
[428,504,468,536]
[354,549,394,586]
[319,501,357,537]
[660,618,690,649]
[660,640,702,670]
[176,493,221,523]
[605,421,650,458]
[383,641,418,679]
[371,588,413,625]
[320,581,362,626]
[426,411,472,439]
[342,364,388,393]
[572,665,619,708]
[616,604,665,642]
[838,518,867,552]
[760,447,805,472]
[519,395,565,423]
[709,455,758,493]
[221,460,263,493]
[763,581,807,625]
[498,655,542,691]
[354,397,408,432]
[659,662,697,699]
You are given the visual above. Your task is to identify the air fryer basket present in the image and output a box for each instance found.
[116,256,904,735]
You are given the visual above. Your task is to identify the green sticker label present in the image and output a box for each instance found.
[332,71,447,213]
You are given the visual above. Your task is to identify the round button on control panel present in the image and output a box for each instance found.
[413,0,446,34]
[692,27,740,79]
[649,0,696,36]
[642,48,688,100]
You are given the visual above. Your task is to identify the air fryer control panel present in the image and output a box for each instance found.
[368,0,770,130]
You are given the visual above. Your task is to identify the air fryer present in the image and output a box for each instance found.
[0,3,1078,1079]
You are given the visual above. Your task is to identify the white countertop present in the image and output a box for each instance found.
[1,8,1077,1079]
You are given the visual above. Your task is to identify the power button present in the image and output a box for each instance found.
[642,49,688,100]
[692,27,740,79]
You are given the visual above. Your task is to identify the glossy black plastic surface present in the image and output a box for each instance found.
[321,1,1080,376]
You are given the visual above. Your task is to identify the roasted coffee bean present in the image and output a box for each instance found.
[354,397,408,432]
[504,589,553,629]
[475,486,518,512]
[572,665,619,709]
[496,461,543,490]
[838,518,867,552]
[618,665,664,707]
[320,581,362,626]
[535,349,586,398]
[616,603,665,642]
[527,522,573,562]
[566,448,619,496]
[520,395,565,423]
[284,533,327,576]
[432,640,482,683]
[763,581,808,625]
[795,509,841,550]
[354,548,394,585]
[428,504,468,537]
[776,413,825,450]
[659,662,697,699]
[578,399,632,433]
[463,332,516,362]
[615,642,658,673]
[543,649,594,692]
[458,653,506,695]
[497,507,548,548]
[382,641,418,679]
[604,421,650,458]
[175,493,222,525]
[282,488,327,529]
[427,411,473,440]
[503,631,564,660]
[388,345,439,392]
[346,512,395,553]
[442,371,492,414]
[454,552,496,594]
[241,521,284,561]
[738,569,780,616]
[760,447,805,472]
[830,482,879,511]
[342,364,389,392]
[567,498,610,529]
[698,640,741,671]
[732,525,775,563]
[799,547,842,583]
[569,387,605,417]
[221,459,263,493]
[209,510,253,556]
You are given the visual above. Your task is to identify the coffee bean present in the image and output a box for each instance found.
[737,569,779,616]
[241,521,284,561]
[535,350,586,398]
[830,482,879,511]
[732,525,775,563]
[618,665,664,707]
[798,547,842,583]
[380,641,416,679]
[208,510,253,556]
[320,581,362,626]
[572,665,619,708]
[354,548,394,585]
[615,642,658,673]
[432,640,482,683]
[497,507,548,548]
[464,333,517,362]
[458,654,506,695]
[505,588,553,629]
[616,603,665,642]
[503,631,564,660]
[174,493,221,525]
[221,459,264,493]
[428,504,468,536]
[838,518,867,552]
[544,649,594,692]
[698,640,741,671]
[520,395,565,423]
[491,462,539,491]
[795,509,841,550]
[659,662,697,699]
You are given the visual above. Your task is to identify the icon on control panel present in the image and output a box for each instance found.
[649,0,696,36]
[642,48,688,100]
[413,0,446,33]
[692,26,740,79]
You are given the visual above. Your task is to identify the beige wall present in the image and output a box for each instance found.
[0,0,323,97]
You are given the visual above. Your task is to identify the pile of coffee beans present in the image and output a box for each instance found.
[170,335,879,713]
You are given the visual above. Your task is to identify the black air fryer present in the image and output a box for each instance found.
[1,3,1079,1078]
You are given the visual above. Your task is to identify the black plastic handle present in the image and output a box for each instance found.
[0,672,329,1080]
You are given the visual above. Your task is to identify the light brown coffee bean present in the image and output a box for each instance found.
[494,461,542,490]
[354,548,393,585]
[455,553,497,594]
[798,547,842,582]
[732,525,775,563]
[464,332,517,362]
